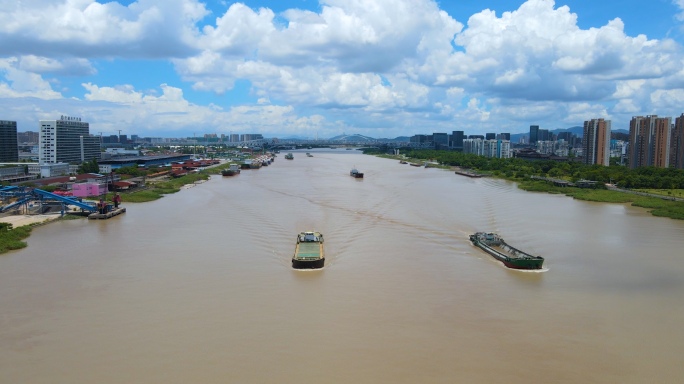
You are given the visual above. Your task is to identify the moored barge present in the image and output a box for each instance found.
[469,232,544,270]
[454,170,483,178]
[292,231,325,269]
[221,163,241,176]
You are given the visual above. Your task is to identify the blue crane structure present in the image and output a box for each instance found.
[0,186,98,214]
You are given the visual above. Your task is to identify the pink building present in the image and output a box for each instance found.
[72,183,106,197]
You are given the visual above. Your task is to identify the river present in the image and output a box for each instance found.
[1,149,683,383]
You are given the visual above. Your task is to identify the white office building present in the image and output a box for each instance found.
[39,116,100,165]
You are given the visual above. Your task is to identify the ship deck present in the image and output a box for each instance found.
[294,242,323,260]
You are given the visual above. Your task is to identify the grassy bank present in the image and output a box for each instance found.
[502,175,684,220]
[0,165,221,255]
[0,224,32,253]
[104,171,212,203]
[636,189,684,199]
[381,152,684,220]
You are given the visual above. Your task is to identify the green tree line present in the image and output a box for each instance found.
[372,149,684,189]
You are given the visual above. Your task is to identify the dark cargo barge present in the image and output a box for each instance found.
[292,231,325,269]
[454,169,483,178]
[469,232,544,270]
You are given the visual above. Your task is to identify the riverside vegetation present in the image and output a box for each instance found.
[0,164,218,254]
[0,223,32,253]
[366,148,684,220]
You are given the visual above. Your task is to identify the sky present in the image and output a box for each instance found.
[3,0,684,139]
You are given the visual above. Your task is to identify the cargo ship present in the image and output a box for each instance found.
[292,231,325,269]
[221,163,241,176]
[350,168,364,178]
[285,153,294,160]
[469,232,544,270]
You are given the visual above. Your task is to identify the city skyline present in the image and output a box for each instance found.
[3,0,684,138]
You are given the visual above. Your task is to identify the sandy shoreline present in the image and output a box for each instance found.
[0,213,63,227]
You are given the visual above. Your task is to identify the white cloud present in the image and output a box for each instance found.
[76,82,328,136]
[17,55,96,76]
[198,3,275,54]
[675,0,684,21]
[2,0,684,137]
[0,0,208,58]
[564,102,610,124]
[0,58,62,99]
[447,0,680,102]
[175,0,461,112]
[83,83,144,103]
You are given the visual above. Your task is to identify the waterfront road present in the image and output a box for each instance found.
[606,184,684,202]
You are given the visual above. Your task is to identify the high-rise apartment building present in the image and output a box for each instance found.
[653,117,671,168]
[17,130,39,144]
[433,132,449,148]
[450,131,464,149]
[628,115,672,168]
[410,134,429,144]
[39,116,100,164]
[673,114,684,169]
[538,128,551,142]
[529,125,539,144]
[629,116,651,169]
[0,120,19,162]
[481,139,511,159]
[463,138,484,156]
[582,118,611,166]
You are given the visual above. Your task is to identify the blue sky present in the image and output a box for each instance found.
[3,0,684,139]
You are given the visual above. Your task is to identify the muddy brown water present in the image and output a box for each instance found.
[1,149,683,383]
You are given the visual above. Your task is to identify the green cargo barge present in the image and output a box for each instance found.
[469,232,544,270]
[292,231,325,269]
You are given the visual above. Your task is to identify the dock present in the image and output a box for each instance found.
[454,169,483,178]
[88,207,126,220]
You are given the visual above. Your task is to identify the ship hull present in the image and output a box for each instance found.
[501,258,544,270]
[292,231,324,270]
[469,233,544,270]
[292,258,325,269]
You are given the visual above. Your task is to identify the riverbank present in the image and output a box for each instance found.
[0,162,228,255]
[378,152,684,221]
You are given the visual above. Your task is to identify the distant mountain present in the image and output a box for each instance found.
[295,127,630,143]
[552,126,583,136]
[375,136,410,142]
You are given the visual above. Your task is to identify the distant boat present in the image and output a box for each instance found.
[350,168,364,178]
[469,232,544,270]
[285,153,294,160]
[221,163,241,176]
[454,169,483,178]
[399,160,408,164]
[306,153,313,157]
[292,231,325,269]
[250,160,262,169]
